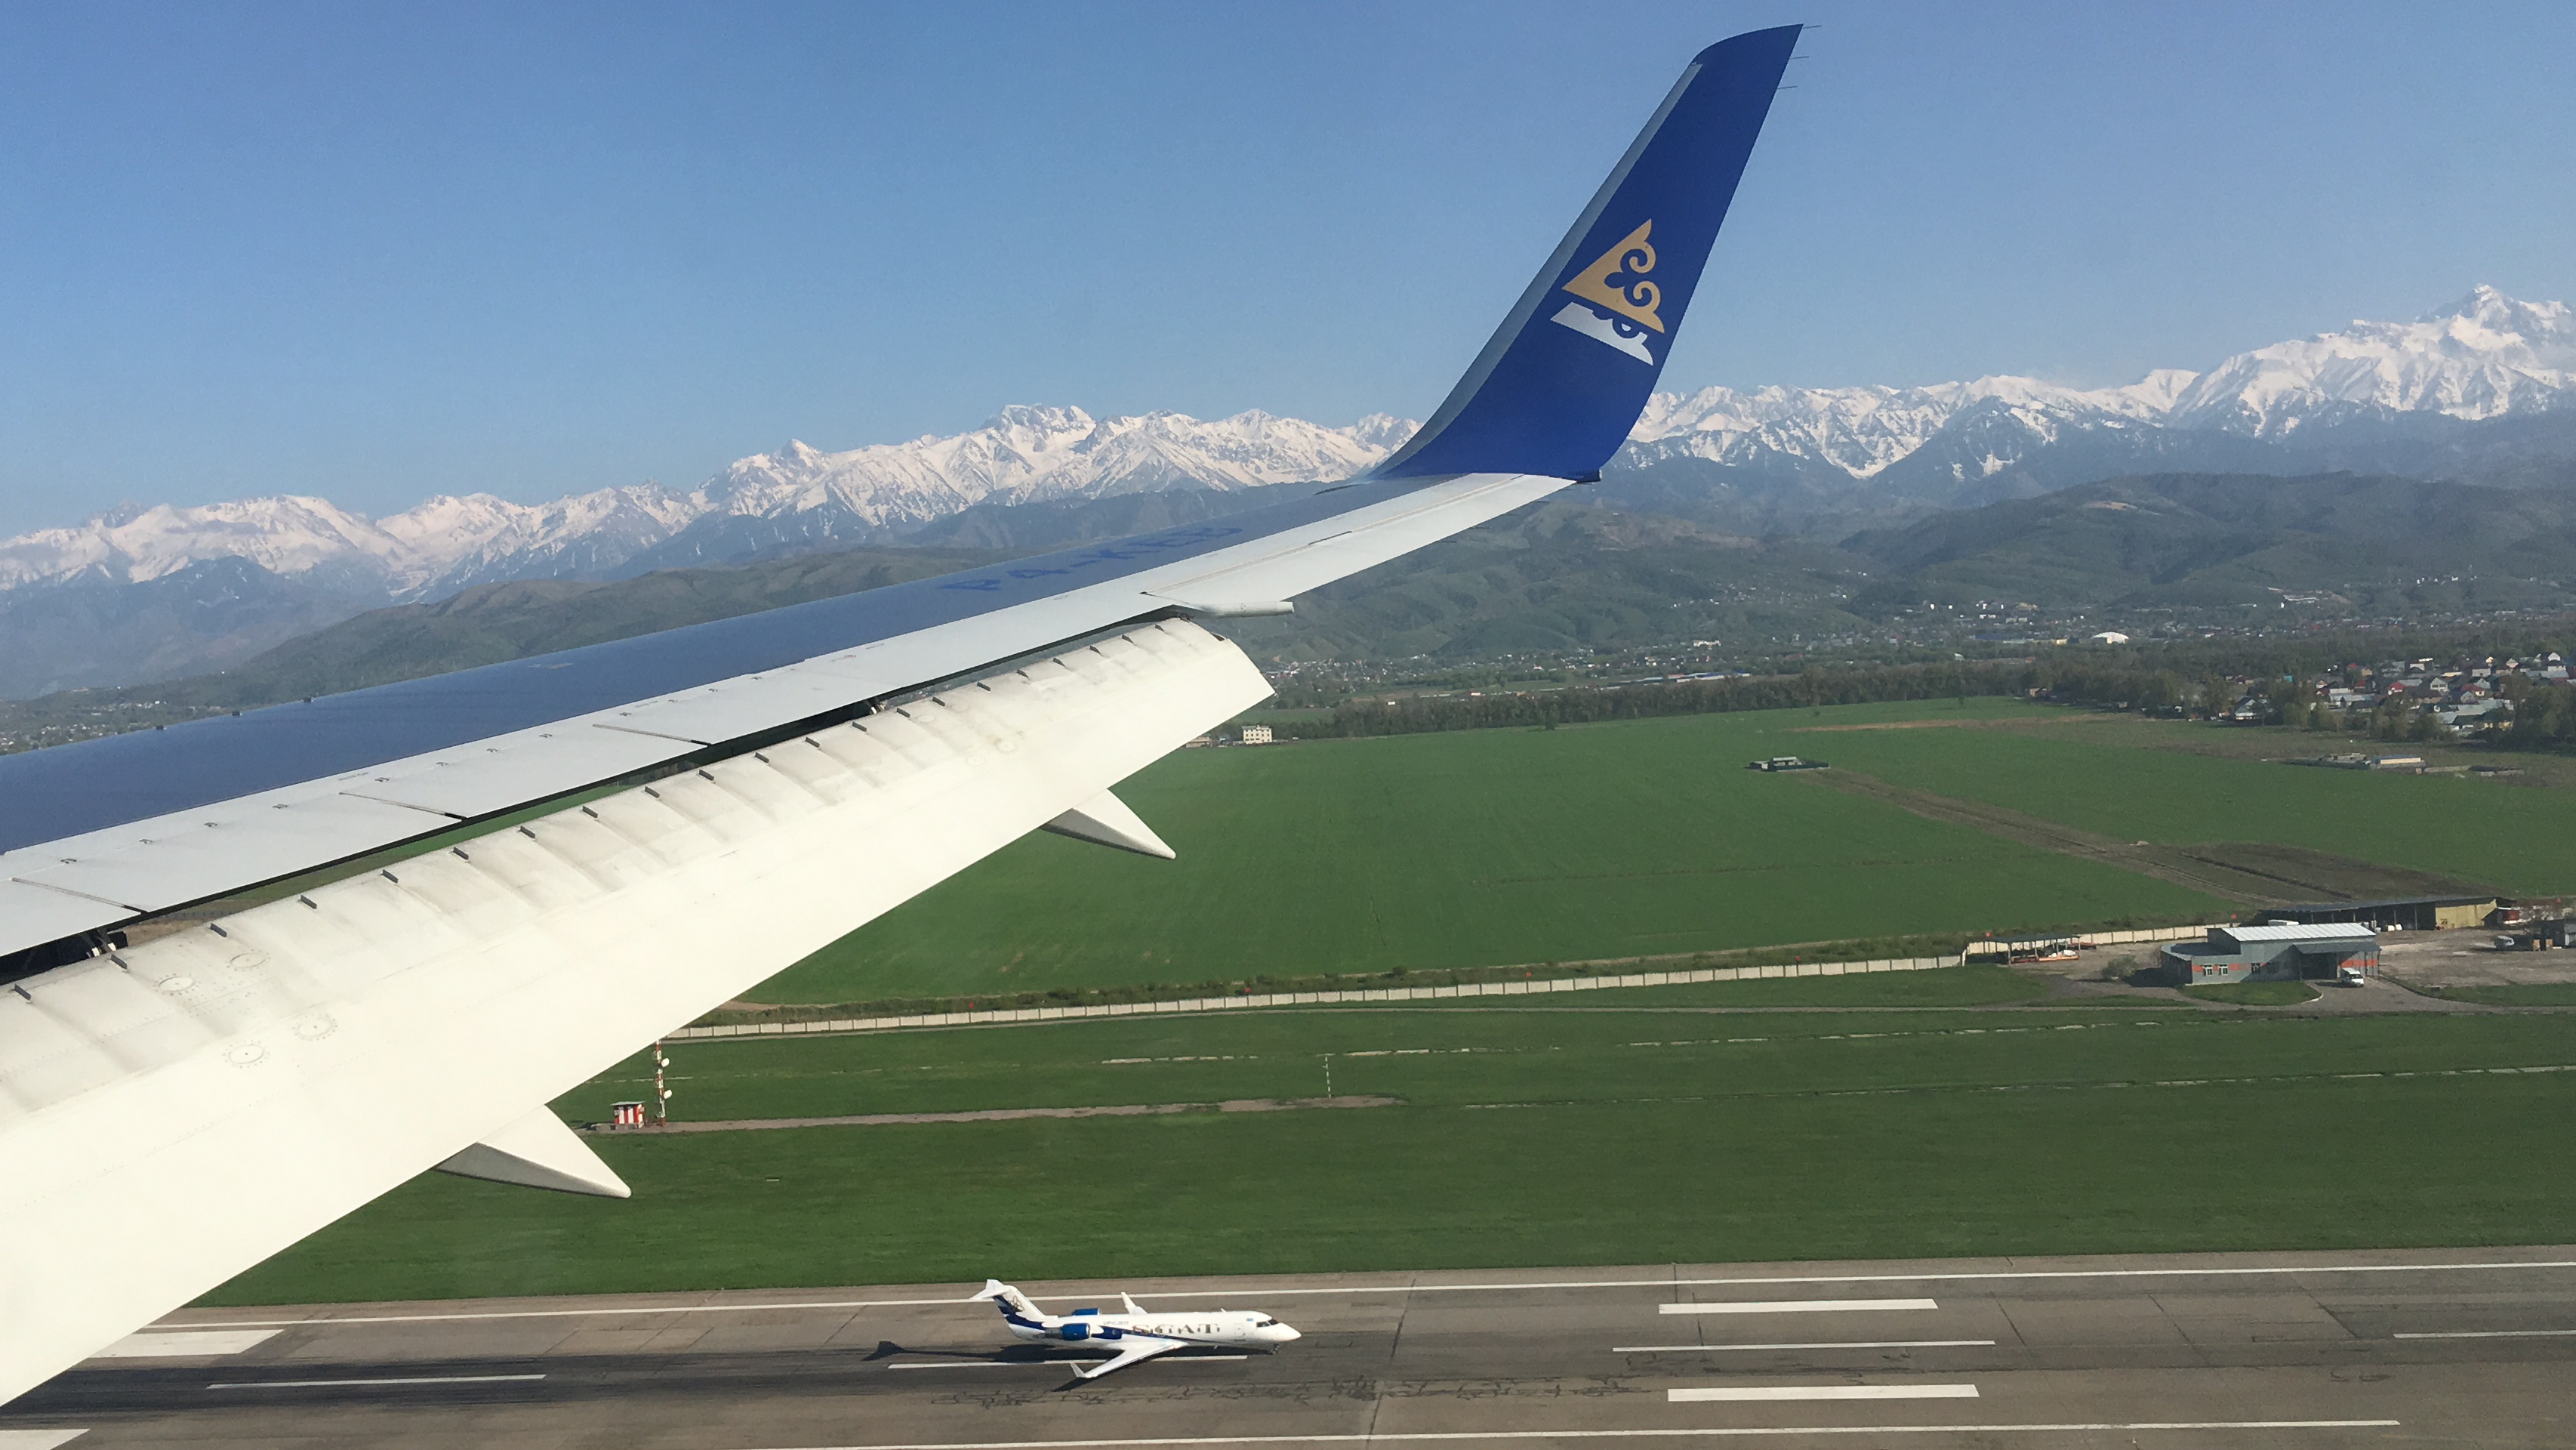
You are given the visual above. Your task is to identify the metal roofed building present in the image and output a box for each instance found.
[2157,922,2380,986]
[2266,895,2498,931]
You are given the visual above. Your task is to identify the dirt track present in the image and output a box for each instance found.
[1793,768,2303,905]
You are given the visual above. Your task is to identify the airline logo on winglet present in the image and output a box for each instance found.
[1550,220,1663,363]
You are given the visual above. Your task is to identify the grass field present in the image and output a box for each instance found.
[750,699,2576,1008]
[1802,715,2576,896]
[206,986,2576,1305]
[753,701,2224,1004]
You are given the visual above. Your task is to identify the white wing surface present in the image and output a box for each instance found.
[1,625,1265,1397]
[1071,1336,1189,1381]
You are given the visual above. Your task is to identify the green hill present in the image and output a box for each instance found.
[85,546,1001,711]
[9,470,2574,748]
[1,502,1869,730]
[1843,471,2576,616]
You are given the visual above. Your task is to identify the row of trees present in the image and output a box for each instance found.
[2508,681,2576,747]
[1275,662,2037,739]
[1266,642,2575,751]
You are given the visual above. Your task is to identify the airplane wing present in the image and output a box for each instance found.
[1070,1335,1190,1382]
[0,26,1802,1404]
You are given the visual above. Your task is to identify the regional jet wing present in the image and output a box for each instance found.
[0,25,1802,1405]
[1070,1335,1190,1382]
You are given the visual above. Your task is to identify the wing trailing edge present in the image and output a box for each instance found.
[0,622,1268,1403]
[435,1107,630,1199]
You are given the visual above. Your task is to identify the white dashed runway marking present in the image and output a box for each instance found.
[205,1374,544,1390]
[1615,1340,1992,1353]
[1669,1384,1979,1402]
[2395,1328,2576,1340]
[1660,1298,1936,1316]
[886,1357,1251,1370]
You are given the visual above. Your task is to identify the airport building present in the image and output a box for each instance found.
[2157,922,2380,986]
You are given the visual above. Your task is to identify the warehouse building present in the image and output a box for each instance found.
[2157,922,2380,986]
[2266,895,2497,931]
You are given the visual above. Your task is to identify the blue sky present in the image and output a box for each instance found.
[2,0,2571,533]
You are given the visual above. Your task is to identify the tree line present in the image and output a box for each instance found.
[1266,624,2575,749]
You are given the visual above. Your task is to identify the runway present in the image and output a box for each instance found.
[8,1246,2575,1448]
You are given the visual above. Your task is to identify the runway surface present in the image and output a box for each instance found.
[8,1246,2574,1448]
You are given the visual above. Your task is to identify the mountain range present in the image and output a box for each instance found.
[1607,285,2576,532]
[21,469,2568,749]
[0,406,1410,600]
[4,287,2574,696]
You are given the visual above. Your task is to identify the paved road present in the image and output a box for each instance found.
[8,1247,2574,1448]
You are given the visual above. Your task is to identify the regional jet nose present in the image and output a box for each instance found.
[1273,1324,1302,1343]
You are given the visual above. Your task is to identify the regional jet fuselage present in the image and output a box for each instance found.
[975,1279,1300,1380]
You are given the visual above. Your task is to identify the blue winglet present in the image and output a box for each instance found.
[1374,26,1801,482]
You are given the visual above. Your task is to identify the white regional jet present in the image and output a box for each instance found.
[975,1279,1301,1381]
[0,26,1801,1404]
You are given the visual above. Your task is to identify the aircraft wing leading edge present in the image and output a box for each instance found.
[0,25,1800,1403]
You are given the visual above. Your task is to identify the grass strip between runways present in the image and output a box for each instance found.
[208,1007,2576,1305]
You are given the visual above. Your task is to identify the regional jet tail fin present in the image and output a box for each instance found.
[1374,25,1801,483]
[975,1279,1046,1323]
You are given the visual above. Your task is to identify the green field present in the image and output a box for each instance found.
[751,700,2576,1009]
[199,702,2576,1307]
[1802,717,2576,896]
[208,986,2576,1305]
[755,700,2226,1004]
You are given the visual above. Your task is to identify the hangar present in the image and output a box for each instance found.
[2266,896,2497,931]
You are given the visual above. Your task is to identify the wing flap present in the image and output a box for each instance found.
[11,793,446,916]
[0,881,130,955]
[338,725,683,818]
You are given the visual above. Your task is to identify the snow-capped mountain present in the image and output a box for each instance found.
[2164,285,2576,433]
[0,407,1413,602]
[0,495,412,594]
[1594,286,2576,532]
[1625,370,2199,482]
[5,289,2576,618]
[1625,286,2576,483]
